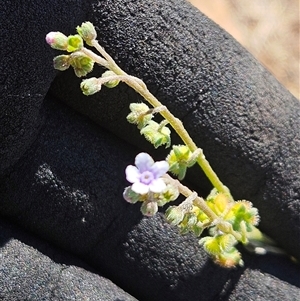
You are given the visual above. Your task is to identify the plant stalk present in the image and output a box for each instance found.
[82,42,232,199]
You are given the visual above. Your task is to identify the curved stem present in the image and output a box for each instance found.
[163,174,218,222]
[82,42,232,199]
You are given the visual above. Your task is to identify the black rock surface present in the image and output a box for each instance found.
[1,0,299,300]
[0,219,138,301]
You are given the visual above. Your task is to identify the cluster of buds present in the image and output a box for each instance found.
[127,105,201,179]
[127,103,171,148]
[123,184,179,216]
[46,22,97,78]
[200,235,242,267]
[165,188,259,267]
[80,71,121,96]
[123,153,259,267]
[206,190,259,243]
[167,145,199,180]
[52,53,94,77]
[165,191,208,237]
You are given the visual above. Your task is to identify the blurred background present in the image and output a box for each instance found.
[188,0,299,99]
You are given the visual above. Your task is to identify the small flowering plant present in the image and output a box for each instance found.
[46,22,282,268]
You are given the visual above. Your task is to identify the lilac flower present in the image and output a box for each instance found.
[125,153,169,194]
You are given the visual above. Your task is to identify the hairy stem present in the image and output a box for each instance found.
[83,42,233,199]
[163,174,218,222]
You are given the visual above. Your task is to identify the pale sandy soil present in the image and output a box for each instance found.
[188,0,299,99]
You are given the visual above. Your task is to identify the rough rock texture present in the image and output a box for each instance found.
[0,219,137,301]
[0,0,299,300]
[0,0,86,175]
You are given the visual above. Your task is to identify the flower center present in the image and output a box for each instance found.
[140,171,154,185]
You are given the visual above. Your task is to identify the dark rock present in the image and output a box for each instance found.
[0,219,138,301]
[0,0,86,175]
[1,0,299,300]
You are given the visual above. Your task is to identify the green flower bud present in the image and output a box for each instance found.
[46,32,68,50]
[166,145,197,180]
[140,120,171,148]
[101,71,120,88]
[214,248,243,268]
[207,193,230,216]
[67,35,83,52]
[140,201,158,217]
[218,234,236,252]
[70,53,94,77]
[53,55,71,71]
[192,223,204,237]
[165,206,184,226]
[127,103,153,130]
[123,186,140,204]
[80,77,101,96]
[178,213,197,234]
[225,200,260,232]
[76,21,97,46]
[156,183,179,206]
[199,236,222,255]
[173,145,191,161]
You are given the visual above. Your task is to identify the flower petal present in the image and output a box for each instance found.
[125,165,140,183]
[131,181,149,194]
[149,178,166,193]
[149,161,169,178]
[135,152,154,172]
